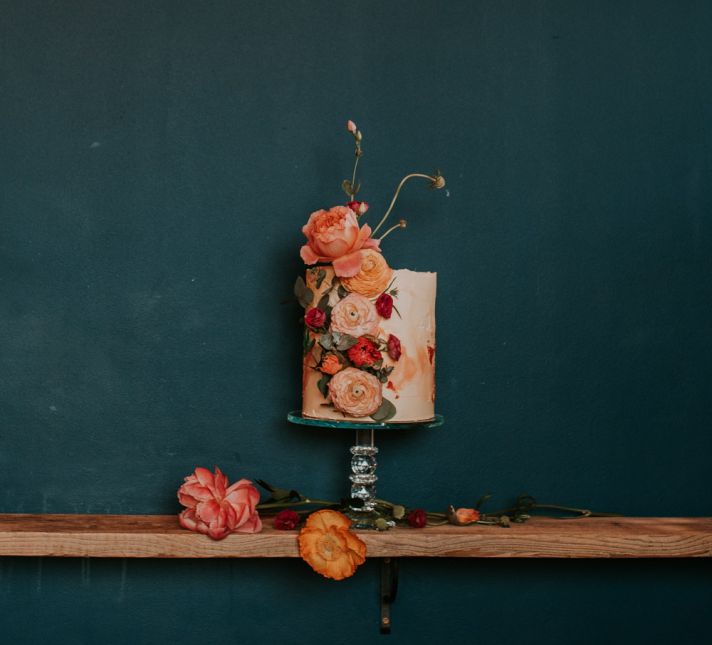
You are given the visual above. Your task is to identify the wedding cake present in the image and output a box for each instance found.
[296,121,444,423]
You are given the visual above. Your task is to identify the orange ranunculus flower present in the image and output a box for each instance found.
[328,367,382,417]
[320,353,342,375]
[341,249,393,298]
[452,507,481,525]
[298,510,366,580]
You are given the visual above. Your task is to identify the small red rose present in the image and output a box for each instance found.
[387,334,401,361]
[347,336,382,367]
[407,509,427,528]
[274,509,301,530]
[305,307,326,330]
[346,200,369,216]
[375,293,393,319]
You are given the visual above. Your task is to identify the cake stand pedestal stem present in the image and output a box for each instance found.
[348,428,380,529]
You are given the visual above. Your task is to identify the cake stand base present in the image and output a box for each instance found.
[287,411,444,529]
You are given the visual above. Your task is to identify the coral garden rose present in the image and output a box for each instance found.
[328,367,383,417]
[329,293,379,337]
[346,336,382,368]
[298,509,366,580]
[375,292,393,318]
[320,353,342,375]
[341,249,393,298]
[407,508,427,528]
[387,334,402,361]
[177,467,262,540]
[300,206,381,277]
[274,509,301,530]
[305,307,326,330]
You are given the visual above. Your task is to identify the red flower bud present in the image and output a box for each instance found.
[346,336,382,368]
[387,334,401,361]
[274,509,301,530]
[305,307,326,330]
[407,509,427,528]
[375,293,393,319]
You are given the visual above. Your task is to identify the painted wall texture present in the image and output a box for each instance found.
[1,1,711,643]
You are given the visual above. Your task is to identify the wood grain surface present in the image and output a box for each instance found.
[0,515,710,558]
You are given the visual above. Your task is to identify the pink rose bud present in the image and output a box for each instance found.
[346,201,369,216]
[305,307,326,330]
[407,509,427,528]
[274,509,301,530]
[376,293,393,319]
[347,120,357,133]
[387,334,402,361]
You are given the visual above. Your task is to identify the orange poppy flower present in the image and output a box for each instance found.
[298,510,367,580]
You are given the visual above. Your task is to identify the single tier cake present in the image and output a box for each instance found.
[301,265,436,423]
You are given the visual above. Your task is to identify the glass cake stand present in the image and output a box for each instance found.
[287,411,444,529]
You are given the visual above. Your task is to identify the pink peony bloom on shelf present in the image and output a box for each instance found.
[346,120,357,133]
[177,466,262,540]
[300,206,381,277]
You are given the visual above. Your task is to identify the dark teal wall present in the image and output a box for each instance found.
[1,1,711,643]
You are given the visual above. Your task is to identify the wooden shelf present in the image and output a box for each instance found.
[0,514,710,558]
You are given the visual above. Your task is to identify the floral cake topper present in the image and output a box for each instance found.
[296,121,445,422]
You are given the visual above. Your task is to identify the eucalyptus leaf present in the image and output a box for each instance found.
[341,179,352,196]
[335,333,359,351]
[315,269,327,289]
[294,276,314,308]
[317,374,331,399]
[370,398,396,422]
[319,333,334,351]
[337,285,348,299]
[317,293,330,311]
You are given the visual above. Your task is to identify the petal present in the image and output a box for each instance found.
[177,491,198,508]
[304,509,352,532]
[234,513,262,534]
[193,467,215,489]
[179,482,213,502]
[332,251,364,278]
[178,509,198,531]
[196,499,221,523]
[300,244,320,265]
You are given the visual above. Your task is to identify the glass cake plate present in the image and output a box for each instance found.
[287,411,444,528]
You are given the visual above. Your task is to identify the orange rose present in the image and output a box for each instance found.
[300,206,381,277]
[329,293,379,337]
[328,367,382,417]
[320,353,342,375]
[298,510,366,580]
[341,249,393,298]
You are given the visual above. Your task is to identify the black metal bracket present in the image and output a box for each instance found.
[380,557,399,634]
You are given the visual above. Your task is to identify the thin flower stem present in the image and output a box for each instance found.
[350,153,360,201]
[378,222,405,242]
[257,499,336,511]
[372,173,438,235]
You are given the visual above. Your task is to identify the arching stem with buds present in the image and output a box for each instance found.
[371,172,445,236]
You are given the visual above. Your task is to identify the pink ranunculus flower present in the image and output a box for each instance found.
[330,293,379,338]
[177,466,262,540]
[328,367,383,417]
[300,205,381,278]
